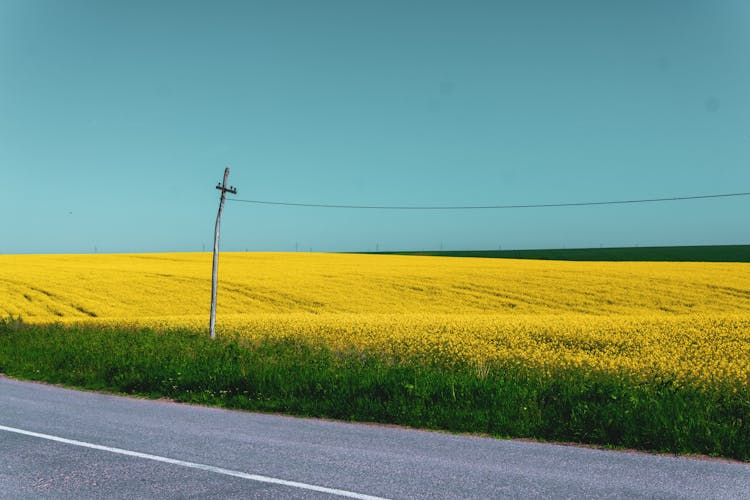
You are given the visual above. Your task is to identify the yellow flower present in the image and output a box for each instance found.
[1,252,748,389]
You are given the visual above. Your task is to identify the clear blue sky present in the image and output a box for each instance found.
[2,0,749,254]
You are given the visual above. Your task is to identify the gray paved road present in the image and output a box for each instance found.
[1,376,748,499]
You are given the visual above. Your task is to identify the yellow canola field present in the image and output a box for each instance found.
[2,252,749,387]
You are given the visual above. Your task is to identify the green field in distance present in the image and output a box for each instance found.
[376,244,750,262]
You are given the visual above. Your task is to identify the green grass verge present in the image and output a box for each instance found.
[379,244,750,262]
[1,318,747,461]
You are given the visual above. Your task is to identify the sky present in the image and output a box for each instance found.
[1,0,749,254]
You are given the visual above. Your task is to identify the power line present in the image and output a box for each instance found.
[227,191,750,210]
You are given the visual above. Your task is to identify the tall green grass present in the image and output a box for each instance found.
[1,317,747,461]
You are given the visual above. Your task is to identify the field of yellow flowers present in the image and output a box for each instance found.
[2,252,749,390]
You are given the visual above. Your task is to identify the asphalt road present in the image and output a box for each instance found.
[1,376,748,499]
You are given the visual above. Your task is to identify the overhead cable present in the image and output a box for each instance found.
[226,191,750,210]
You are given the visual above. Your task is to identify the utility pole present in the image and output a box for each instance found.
[210,167,237,339]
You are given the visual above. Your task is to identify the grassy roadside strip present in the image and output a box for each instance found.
[1,319,747,461]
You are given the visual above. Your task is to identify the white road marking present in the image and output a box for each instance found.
[0,424,388,500]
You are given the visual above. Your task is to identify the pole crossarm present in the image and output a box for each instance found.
[216,183,237,195]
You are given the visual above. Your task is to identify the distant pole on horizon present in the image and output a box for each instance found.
[210,167,237,339]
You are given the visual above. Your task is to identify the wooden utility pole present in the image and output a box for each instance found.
[210,167,237,339]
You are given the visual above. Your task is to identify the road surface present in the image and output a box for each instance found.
[1,376,748,499]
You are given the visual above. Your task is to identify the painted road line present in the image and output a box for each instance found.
[0,424,388,500]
